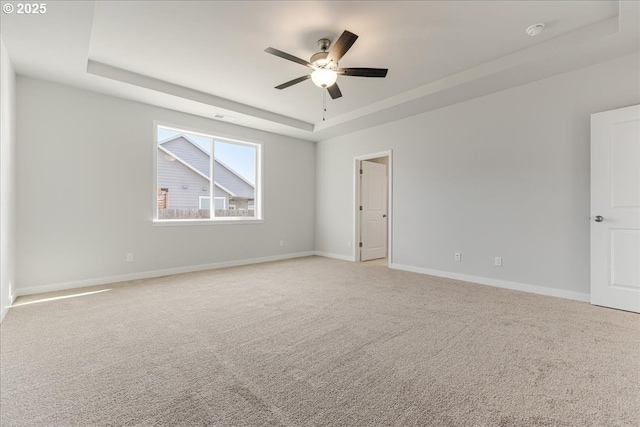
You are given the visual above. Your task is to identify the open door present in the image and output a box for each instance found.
[591,105,640,313]
[360,160,388,261]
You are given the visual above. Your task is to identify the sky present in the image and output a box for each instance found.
[157,127,256,185]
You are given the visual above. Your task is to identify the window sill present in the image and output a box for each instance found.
[153,218,264,227]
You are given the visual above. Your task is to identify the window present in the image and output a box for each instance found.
[155,124,261,222]
[199,196,227,210]
[198,196,210,210]
[214,197,227,210]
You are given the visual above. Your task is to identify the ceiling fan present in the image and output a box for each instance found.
[264,30,388,100]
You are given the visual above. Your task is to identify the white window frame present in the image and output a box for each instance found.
[153,122,263,226]
[214,196,227,210]
[198,196,209,210]
[198,196,226,210]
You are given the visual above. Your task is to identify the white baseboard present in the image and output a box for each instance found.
[11,255,589,305]
[1,291,15,323]
[16,251,316,297]
[314,251,356,262]
[390,263,590,303]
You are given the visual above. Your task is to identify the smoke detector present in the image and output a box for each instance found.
[526,23,545,37]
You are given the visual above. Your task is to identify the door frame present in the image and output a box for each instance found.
[590,104,640,312]
[353,150,393,265]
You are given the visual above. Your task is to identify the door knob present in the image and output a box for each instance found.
[383,214,387,218]
[594,215,604,222]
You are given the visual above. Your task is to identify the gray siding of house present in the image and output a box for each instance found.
[157,149,231,209]
[214,160,254,198]
[160,136,255,201]
[162,137,210,176]
[157,151,209,209]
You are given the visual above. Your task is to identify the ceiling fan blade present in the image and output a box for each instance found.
[338,68,388,78]
[327,30,358,64]
[275,75,311,90]
[265,47,314,69]
[327,83,342,99]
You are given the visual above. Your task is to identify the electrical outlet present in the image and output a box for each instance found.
[347,241,352,248]
[454,252,461,261]
[279,240,284,247]
[495,256,502,267]
[126,253,134,262]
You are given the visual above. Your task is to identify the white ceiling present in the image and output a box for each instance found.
[2,1,638,141]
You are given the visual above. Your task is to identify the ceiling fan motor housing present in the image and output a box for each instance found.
[310,51,331,67]
[311,38,333,68]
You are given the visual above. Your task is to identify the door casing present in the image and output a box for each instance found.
[354,150,393,264]
[590,105,640,313]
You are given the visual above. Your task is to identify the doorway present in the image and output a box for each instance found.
[590,105,639,313]
[354,151,392,265]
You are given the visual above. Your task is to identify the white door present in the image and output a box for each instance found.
[591,105,640,313]
[360,160,388,261]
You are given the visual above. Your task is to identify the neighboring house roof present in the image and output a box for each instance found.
[158,145,235,197]
[159,135,255,198]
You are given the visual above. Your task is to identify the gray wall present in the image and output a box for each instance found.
[0,37,17,321]
[15,77,315,292]
[9,52,639,302]
[316,53,640,298]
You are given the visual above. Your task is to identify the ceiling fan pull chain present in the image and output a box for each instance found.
[323,90,327,121]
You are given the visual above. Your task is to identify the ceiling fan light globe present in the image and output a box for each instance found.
[311,68,337,88]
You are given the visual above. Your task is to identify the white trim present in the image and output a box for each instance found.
[153,123,160,220]
[255,138,263,219]
[16,252,316,297]
[154,122,263,220]
[153,218,264,226]
[1,291,15,323]
[354,150,393,267]
[314,251,356,262]
[198,195,227,210]
[354,150,394,161]
[390,263,590,303]
[156,122,266,148]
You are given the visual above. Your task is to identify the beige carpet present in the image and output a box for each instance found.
[1,256,638,426]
